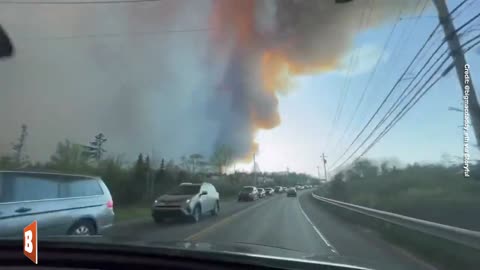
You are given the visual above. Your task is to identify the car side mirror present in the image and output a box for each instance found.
[201,191,208,196]
[0,25,14,58]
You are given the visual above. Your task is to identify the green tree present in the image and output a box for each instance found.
[0,155,15,169]
[159,158,165,172]
[48,140,89,173]
[180,155,192,173]
[97,156,131,206]
[190,153,205,173]
[11,124,29,167]
[329,173,347,201]
[179,154,205,174]
[352,159,378,179]
[82,133,107,162]
[131,153,146,199]
[210,144,233,174]
[144,155,153,198]
[380,161,390,175]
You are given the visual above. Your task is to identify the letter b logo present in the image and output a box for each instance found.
[23,221,37,264]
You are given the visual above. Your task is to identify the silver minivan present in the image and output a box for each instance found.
[0,171,114,237]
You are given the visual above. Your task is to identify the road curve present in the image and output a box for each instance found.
[105,191,436,270]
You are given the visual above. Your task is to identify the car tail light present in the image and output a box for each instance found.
[106,199,114,209]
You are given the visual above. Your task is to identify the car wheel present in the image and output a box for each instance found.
[191,205,201,223]
[211,201,220,216]
[68,220,96,236]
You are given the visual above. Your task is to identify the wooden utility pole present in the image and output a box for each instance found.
[253,152,257,186]
[322,153,328,182]
[433,0,480,147]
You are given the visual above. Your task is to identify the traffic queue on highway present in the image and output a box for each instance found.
[237,185,314,201]
[150,182,316,224]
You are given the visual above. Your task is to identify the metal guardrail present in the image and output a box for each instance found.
[311,193,480,250]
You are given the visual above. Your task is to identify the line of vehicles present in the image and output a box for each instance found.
[1,169,318,237]
[152,183,317,223]
[238,184,315,201]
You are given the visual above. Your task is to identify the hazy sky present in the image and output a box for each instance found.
[0,0,479,176]
[239,0,480,175]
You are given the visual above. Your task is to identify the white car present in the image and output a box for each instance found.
[152,182,220,223]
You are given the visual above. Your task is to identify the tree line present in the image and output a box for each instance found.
[1,125,317,206]
[319,158,480,231]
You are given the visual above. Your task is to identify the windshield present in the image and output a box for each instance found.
[1,1,479,269]
[167,185,200,196]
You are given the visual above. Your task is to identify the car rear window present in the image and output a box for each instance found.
[60,179,104,197]
[242,187,254,192]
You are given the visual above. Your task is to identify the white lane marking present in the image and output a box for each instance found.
[298,197,339,254]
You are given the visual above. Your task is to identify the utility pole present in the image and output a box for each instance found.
[150,147,156,198]
[253,152,257,186]
[433,0,480,147]
[286,166,290,186]
[322,153,328,182]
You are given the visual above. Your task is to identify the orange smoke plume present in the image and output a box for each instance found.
[209,0,416,162]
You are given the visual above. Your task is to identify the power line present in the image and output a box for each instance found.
[0,0,164,4]
[463,33,480,51]
[452,0,475,20]
[322,48,358,152]
[356,42,451,157]
[330,17,480,172]
[416,0,469,64]
[363,22,480,167]
[352,36,480,163]
[330,9,401,150]
[329,25,439,169]
[321,1,371,152]
[330,8,480,170]
[354,63,449,165]
[330,44,451,172]
[331,0,427,157]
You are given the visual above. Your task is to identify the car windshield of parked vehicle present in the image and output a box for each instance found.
[1,0,480,269]
[167,185,200,196]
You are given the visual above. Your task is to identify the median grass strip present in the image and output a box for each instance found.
[114,195,238,223]
[115,206,150,222]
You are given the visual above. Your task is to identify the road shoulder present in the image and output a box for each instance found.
[298,192,437,270]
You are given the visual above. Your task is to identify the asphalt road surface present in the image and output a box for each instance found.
[104,191,436,270]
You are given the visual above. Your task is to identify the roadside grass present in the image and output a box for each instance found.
[114,206,151,222]
[113,194,239,222]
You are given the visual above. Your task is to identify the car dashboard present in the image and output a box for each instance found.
[0,240,373,270]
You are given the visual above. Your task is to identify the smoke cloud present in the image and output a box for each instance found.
[0,0,422,164]
[208,0,423,160]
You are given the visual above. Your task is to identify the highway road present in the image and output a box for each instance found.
[104,191,436,270]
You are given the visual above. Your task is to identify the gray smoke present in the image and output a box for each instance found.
[0,0,425,164]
